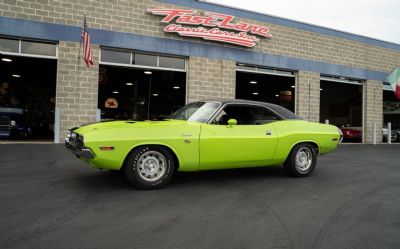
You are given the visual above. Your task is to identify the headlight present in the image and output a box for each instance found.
[10,120,16,126]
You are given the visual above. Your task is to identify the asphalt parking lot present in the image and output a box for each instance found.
[1,144,400,249]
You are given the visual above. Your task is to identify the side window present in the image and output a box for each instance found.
[249,106,279,125]
[213,105,280,125]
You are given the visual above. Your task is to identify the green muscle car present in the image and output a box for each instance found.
[66,99,342,189]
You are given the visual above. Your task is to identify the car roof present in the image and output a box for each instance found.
[200,99,301,120]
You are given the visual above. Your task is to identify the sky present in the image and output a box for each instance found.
[205,0,400,44]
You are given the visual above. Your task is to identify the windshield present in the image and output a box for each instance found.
[169,102,221,123]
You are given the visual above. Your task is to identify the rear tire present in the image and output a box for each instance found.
[123,146,175,190]
[284,143,317,177]
[391,132,399,143]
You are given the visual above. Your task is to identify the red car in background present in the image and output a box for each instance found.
[340,127,362,142]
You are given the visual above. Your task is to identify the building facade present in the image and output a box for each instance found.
[0,0,399,143]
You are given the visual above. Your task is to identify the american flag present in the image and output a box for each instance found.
[81,15,94,67]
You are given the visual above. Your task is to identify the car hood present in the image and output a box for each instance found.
[73,119,191,135]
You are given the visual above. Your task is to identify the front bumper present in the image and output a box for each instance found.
[65,134,95,159]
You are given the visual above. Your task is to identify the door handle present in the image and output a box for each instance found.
[266,131,272,136]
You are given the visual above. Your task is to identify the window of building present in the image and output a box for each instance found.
[100,47,186,71]
[0,37,57,58]
[0,38,19,53]
[100,49,131,64]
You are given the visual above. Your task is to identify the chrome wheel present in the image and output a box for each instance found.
[137,151,166,182]
[295,147,313,172]
[391,132,398,142]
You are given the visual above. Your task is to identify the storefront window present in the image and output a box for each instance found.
[0,38,19,53]
[100,47,186,71]
[101,49,130,64]
[134,53,157,67]
[21,41,57,57]
[159,56,185,70]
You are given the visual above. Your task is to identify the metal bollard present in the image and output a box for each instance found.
[372,122,376,145]
[96,109,101,122]
[388,122,391,145]
[54,107,60,143]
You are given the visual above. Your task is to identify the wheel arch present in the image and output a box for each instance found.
[121,143,180,172]
[290,140,320,155]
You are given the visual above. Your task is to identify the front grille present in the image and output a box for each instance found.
[69,133,84,151]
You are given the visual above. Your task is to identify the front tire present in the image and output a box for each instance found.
[284,143,317,177]
[123,146,175,190]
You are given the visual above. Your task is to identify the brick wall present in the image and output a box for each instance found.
[295,71,320,122]
[187,57,235,102]
[1,0,399,74]
[56,41,99,141]
[363,80,383,143]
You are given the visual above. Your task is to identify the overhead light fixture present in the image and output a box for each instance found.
[2,58,12,62]
[152,93,159,96]
[250,81,257,84]
[275,94,279,97]
[252,92,259,95]
[113,91,119,94]
[12,74,20,78]
[126,82,133,86]
[291,85,295,88]
[173,86,180,89]
[144,71,152,75]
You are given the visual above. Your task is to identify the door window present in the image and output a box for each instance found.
[213,105,280,125]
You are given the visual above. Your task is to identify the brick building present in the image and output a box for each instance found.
[0,0,399,143]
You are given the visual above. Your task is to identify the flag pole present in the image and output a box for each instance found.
[77,14,84,74]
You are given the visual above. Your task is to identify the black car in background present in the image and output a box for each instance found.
[0,107,32,139]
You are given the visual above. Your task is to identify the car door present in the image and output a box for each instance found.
[199,104,279,170]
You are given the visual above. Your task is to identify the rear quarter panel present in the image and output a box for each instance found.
[272,120,340,164]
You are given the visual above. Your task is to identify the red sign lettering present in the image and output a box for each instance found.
[148,8,272,48]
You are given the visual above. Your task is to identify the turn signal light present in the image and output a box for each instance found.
[99,146,115,151]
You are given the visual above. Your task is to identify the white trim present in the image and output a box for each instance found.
[320,76,363,85]
[0,51,57,59]
[237,68,295,77]
[99,61,186,72]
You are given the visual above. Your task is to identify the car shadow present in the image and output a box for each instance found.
[69,166,289,191]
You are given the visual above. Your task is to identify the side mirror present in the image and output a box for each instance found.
[227,119,237,127]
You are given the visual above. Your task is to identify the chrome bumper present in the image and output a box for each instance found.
[65,136,95,159]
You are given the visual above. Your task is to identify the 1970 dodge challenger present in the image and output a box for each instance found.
[66,99,342,189]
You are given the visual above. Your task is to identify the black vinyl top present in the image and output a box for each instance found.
[202,99,302,120]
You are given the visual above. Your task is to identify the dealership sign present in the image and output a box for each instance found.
[148,9,272,47]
